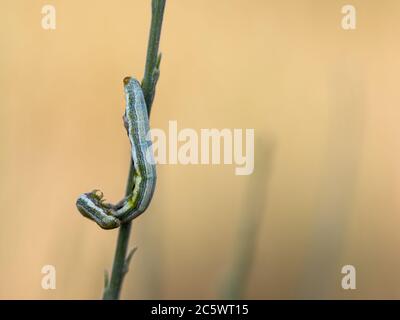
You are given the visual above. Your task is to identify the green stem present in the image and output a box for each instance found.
[103,0,166,300]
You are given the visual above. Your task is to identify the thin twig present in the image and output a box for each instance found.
[103,0,166,300]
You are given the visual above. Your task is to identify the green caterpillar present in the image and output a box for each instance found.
[76,77,157,229]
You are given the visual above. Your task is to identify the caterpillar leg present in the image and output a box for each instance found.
[123,113,129,133]
[76,190,121,229]
[111,177,143,222]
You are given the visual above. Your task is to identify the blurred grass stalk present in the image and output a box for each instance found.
[103,0,166,300]
[297,68,364,298]
[221,139,273,299]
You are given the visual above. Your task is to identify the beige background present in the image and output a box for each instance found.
[0,0,399,299]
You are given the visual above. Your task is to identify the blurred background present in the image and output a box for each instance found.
[0,0,399,299]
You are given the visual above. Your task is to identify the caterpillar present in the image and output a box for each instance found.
[76,77,157,229]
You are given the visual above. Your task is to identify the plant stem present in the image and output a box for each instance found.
[142,0,166,115]
[103,0,166,300]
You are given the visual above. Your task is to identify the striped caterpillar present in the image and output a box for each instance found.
[76,77,157,229]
